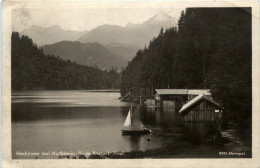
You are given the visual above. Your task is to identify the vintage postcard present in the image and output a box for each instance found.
[1,1,260,168]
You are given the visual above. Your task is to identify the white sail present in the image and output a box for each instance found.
[123,110,131,127]
[122,105,146,131]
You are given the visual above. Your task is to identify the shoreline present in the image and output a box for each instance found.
[13,128,251,159]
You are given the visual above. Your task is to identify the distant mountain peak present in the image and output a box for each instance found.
[28,25,40,29]
[21,25,88,46]
[47,25,63,30]
[25,25,43,31]
[78,12,177,48]
[25,25,63,31]
[145,12,175,24]
[125,22,135,28]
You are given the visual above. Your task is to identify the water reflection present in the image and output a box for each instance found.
[12,91,235,159]
[130,136,141,151]
[183,122,224,145]
[12,90,129,107]
[143,106,225,146]
[142,107,182,127]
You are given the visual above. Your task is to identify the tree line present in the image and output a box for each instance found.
[120,8,252,129]
[11,32,120,90]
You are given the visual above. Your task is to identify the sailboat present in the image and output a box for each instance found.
[122,105,151,135]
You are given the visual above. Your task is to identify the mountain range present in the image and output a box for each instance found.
[22,25,88,46]
[78,12,177,47]
[21,12,177,67]
[42,41,127,70]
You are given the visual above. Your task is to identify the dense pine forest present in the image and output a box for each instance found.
[120,8,252,129]
[11,32,120,90]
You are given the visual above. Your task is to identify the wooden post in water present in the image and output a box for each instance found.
[147,137,151,158]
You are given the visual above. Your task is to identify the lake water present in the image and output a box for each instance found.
[12,90,251,159]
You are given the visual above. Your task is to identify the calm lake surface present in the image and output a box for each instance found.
[12,90,251,159]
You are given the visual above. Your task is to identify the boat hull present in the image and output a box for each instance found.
[122,129,151,135]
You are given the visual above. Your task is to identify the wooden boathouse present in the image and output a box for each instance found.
[179,94,223,123]
[153,89,211,112]
[155,89,188,111]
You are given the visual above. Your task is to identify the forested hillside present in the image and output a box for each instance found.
[12,32,120,90]
[120,8,252,127]
[42,41,127,70]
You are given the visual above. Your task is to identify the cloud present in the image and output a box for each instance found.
[12,9,33,32]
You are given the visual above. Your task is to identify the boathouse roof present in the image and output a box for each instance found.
[179,94,222,114]
[155,89,211,95]
[155,89,188,95]
[188,89,211,95]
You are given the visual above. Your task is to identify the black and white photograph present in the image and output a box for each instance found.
[1,1,260,167]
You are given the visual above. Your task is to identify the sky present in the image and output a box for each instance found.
[12,8,184,32]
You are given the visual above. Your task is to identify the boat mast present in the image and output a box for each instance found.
[130,104,132,126]
[140,88,142,105]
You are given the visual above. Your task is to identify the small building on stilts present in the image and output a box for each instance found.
[153,89,211,113]
[179,94,223,123]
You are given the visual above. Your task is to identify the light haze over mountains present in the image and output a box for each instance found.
[21,12,177,68]
[22,25,88,46]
